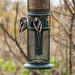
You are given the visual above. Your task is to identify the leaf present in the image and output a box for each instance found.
[4,60,15,71]
[19,62,24,68]
[0,58,4,70]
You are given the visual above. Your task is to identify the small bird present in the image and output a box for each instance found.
[33,17,42,50]
[33,17,42,35]
[19,17,28,45]
[19,17,28,33]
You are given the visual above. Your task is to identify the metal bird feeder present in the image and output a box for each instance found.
[24,0,53,69]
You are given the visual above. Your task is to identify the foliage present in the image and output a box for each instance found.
[50,56,62,69]
[0,58,15,72]
[39,56,69,75]
[0,58,4,70]
[0,57,30,75]
[0,56,69,75]
[19,62,30,75]
[20,69,30,75]
[4,60,15,71]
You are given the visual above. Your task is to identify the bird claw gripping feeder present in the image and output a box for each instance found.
[24,0,53,69]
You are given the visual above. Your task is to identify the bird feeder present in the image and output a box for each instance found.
[24,0,53,69]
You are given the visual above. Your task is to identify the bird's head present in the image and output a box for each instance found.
[35,17,38,21]
[20,17,27,23]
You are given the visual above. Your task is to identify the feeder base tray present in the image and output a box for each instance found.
[24,63,53,69]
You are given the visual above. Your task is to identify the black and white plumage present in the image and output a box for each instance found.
[33,17,42,49]
[33,17,42,35]
[19,17,28,45]
[19,17,28,32]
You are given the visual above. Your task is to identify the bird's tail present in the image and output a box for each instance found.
[19,31,23,46]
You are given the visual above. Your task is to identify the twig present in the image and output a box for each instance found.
[72,0,75,8]
[51,13,69,36]
[0,23,15,41]
[72,42,75,49]
[53,38,69,48]
[63,0,73,15]
[67,1,75,13]
[14,3,18,40]
[0,3,27,60]
[51,11,72,17]
[2,22,24,64]
[69,15,74,75]
[0,22,27,59]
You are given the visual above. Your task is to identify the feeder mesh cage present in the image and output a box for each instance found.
[27,28,50,64]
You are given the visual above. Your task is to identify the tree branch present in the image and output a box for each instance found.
[0,22,27,60]
[53,38,69,48]
[72,0,75,10]
[63,0,73,15]
[14,3,18,40]
[2,22,24,64]
[0,23,15,41]
[51,11,72,17]
[51,13,69,36]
